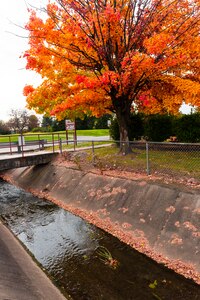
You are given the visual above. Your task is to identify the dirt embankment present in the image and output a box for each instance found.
[1,155,200,284]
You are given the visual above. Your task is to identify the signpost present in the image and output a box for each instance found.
[65,121,75,131]
[65,120,77,146]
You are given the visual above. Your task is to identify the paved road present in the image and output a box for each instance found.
[0,220,70,300]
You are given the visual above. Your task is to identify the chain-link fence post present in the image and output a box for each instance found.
[146,142,150,175]
[73,139,76,151]
[92,141,95,164]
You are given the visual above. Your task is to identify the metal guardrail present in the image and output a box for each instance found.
[0,133,110,155]
[0,133,67,156]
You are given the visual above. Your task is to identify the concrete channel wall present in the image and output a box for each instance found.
[0,153,58,171]
[2,160,200,283]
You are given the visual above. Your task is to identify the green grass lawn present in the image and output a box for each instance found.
[76,129,109,136]
[0,129,109,143]
[49,140,199,180]
[84,145,200,179]
[148,150,200,174]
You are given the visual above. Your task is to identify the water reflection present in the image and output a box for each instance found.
[18,210,99,273]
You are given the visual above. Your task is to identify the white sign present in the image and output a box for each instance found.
[65,120,75,130]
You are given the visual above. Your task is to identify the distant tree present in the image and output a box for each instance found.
[193,106,200,113]
[76,114,111,130]
[41,115,54,130]
[7,109,30,134]
[52,119,66,131]
[28,114,40,131]
[95,114,111,129]
[0,120,11,135]
[76,115,96,130]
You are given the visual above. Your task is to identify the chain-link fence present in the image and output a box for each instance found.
[130,141,200,180]
[67,140,200,182]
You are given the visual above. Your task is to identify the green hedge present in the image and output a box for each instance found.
[109,113,144,141]
[109,113,200,143]
[174,113,200,143]
[144,114,174,142]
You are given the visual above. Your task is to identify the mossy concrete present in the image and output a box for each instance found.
[2,161,200,278]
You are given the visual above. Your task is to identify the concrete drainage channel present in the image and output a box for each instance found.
[3,160,200,276]
[0,178,200,299]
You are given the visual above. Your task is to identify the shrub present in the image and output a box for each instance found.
[174,113,200,143]
[109,117,120,141]
[129,113,145,140]
[31,126,52,132]
[144,114,174,142]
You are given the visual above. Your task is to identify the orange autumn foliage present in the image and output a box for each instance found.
[23,0,200,146]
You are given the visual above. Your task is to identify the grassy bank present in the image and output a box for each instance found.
[74,144,200,181]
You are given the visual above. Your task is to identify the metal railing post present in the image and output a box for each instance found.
[9,136,12,155]
[146,142,150,175]
[21,134,24,157]
[52,133,55,153]
[66,130,68,145]
[59,138,62,154]
[122,142,125,156]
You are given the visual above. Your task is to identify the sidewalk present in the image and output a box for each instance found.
[0,220,70,300]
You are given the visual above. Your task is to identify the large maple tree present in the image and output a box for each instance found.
[23,0,200,153]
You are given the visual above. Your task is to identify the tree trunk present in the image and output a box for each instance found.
[115,106,132,155]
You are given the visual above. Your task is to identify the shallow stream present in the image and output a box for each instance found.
[0,179,199,300]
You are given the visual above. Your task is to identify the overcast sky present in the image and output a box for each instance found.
[0,0,46,121]
[0,0,191,122]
